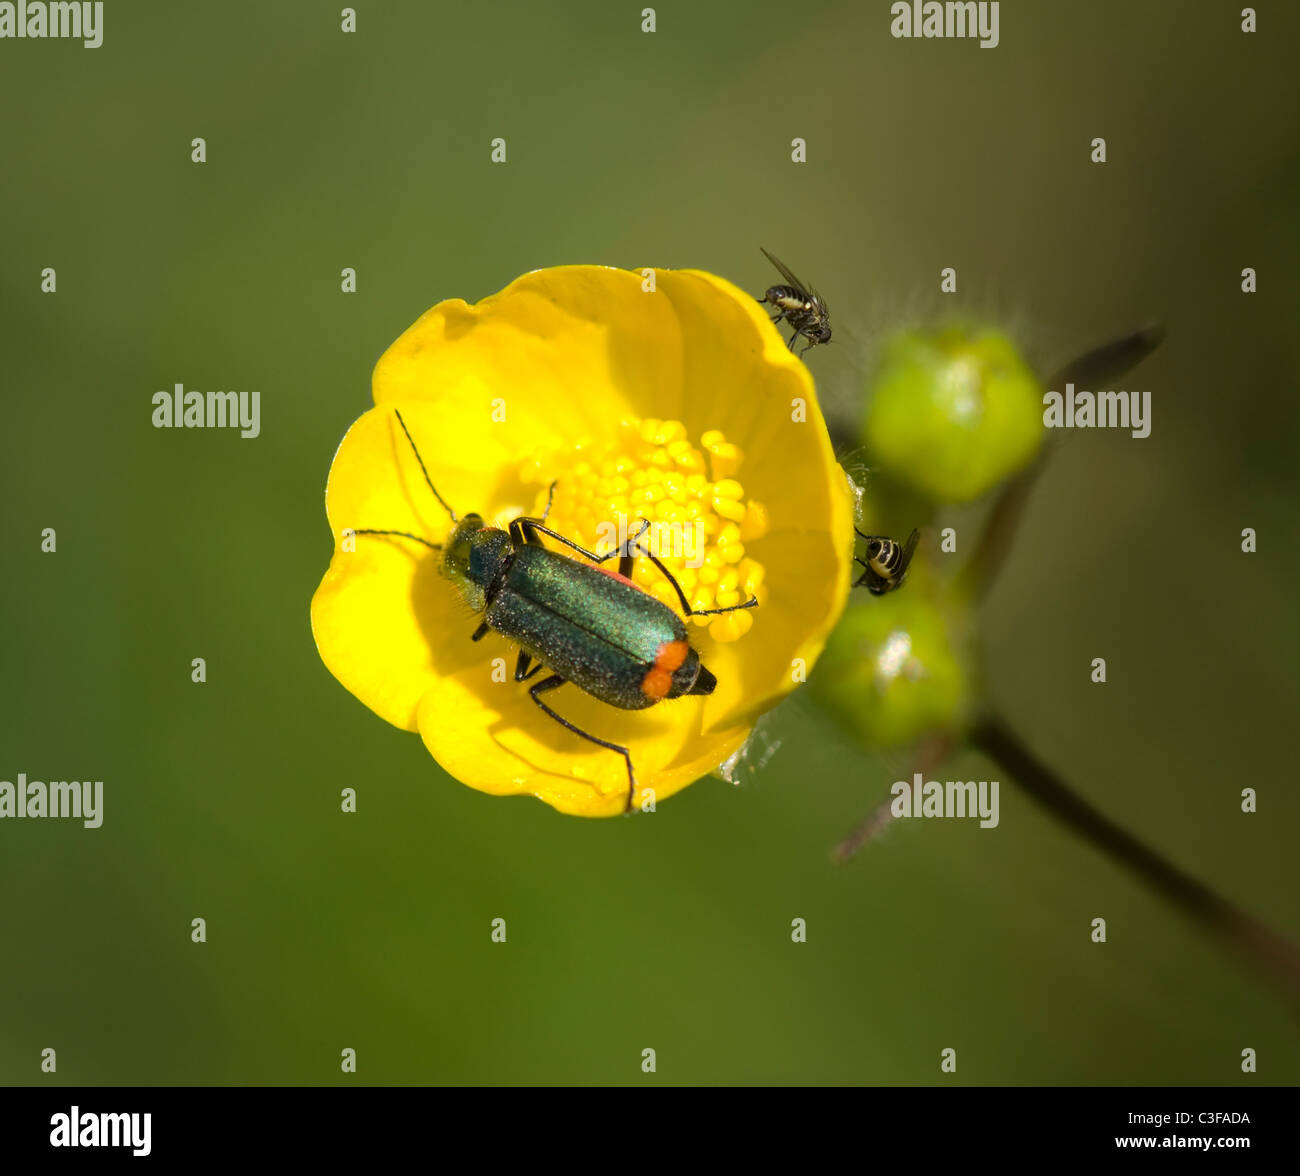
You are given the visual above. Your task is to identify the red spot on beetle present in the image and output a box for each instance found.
[593,565,640,590]
[641,667,672,700]
[654,640,689,672]
[640,640,690,700]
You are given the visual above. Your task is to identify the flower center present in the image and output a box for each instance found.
[517,418,769,643]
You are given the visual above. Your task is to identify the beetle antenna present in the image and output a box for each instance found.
[351,528,442,551]
[394,409,457,522]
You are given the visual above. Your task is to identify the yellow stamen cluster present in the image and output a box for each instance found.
[519,418,769,643]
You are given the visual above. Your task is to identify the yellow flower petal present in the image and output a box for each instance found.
[416,663,750,818]
[312,265,854,815]
[310,401,510,731]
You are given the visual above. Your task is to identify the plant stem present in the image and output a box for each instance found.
[971,713,1300,1015]
[831,732,955,862]
[955,450,1049,600]
[957,322,1166,602]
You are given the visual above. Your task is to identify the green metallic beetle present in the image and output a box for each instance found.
[350,410,759,811]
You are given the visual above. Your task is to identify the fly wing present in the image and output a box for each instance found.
[804,273,829,314]
[900,528,920,568]
[760,247,809,293]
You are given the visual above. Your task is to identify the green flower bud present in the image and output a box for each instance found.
[847,474,935,544]
[809,557,973,749]
[862,326,1044,503]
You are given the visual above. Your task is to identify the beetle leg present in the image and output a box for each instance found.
[512,518,648,568]
[627,538,760,619]
[471,622,491,642]
[528,674,638,812]
[684,596,760,616]
[509,517,545,549]
[511,517,597,556]
[539,480,557,524]
[616,518,652,577]
[514,650,546,682]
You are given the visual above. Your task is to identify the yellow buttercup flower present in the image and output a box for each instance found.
[311,265,854,816]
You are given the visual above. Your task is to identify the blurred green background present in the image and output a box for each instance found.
[2,0,1297,1084]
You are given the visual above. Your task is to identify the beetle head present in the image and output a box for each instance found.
[441,515,513,612]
